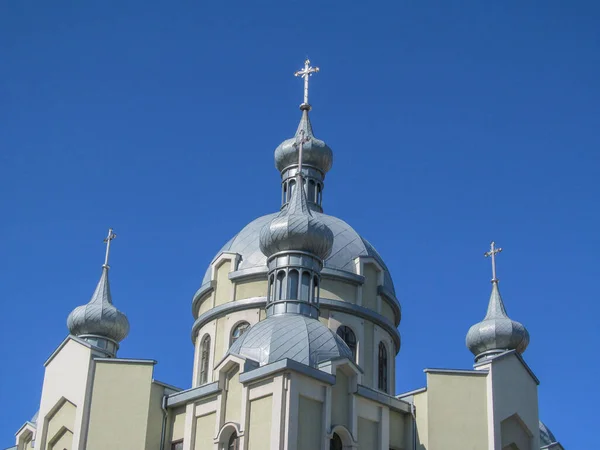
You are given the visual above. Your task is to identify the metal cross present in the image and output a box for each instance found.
[293,129,311,173]
[103,228,117,268]
[294,59,320,106]
[484,241,502,281]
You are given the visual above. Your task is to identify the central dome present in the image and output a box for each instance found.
[202,212,396,295]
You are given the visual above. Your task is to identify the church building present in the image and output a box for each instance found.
[7,60,564,450]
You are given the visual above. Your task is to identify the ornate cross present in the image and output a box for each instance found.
[103,228,117,268]
[294,59,320,106]
[293,129,311,173]
[484,241,502,282]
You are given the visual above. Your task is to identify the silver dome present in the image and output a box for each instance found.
[466,281,529,362]
[539,420,558,446]
[67,267,130,344]
[201,213,396,295]
[227,314,352,367]
[259,174,333,261]
[274,108,333,175]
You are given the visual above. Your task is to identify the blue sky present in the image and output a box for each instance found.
[1,1,598,447]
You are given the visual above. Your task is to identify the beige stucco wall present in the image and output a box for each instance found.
[247,395,273,450]
[358,417,378,449]
[389,410,405,450]
[362,265,379,311]
[214,317,227,367]
[169,407,186,443]
[319,308,330,326]
[320,278,357,303]
[49,429,73,450]
[331,369,350,429]
[197,294,213,316]
[46,400,76,449]
[297,396,323,450]
[37,338,94,450]
[145,383,165,450]
[381,301,395,324]
[489,354,539,450]
[214,260,232,306]
[413,391,428,449]
[426,372,488,450]
[501,414,532,450]
[86,361,155,450]
[234,279,267,300]
[194,413,216,450]
[224,366,242,424]
[363,321,374,387]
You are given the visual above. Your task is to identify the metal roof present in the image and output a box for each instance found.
[202,212,396,295]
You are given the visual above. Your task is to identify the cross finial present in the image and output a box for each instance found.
[484,241,502,282]
[294,59,320,108]
[103,228,117,268]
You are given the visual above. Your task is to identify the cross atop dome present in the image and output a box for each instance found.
[294,59,320,110]
[484,241,502,282]
[103,228,117,268]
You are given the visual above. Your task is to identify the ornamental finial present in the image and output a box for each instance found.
[294,59,320,109]
[484,241,502,282]
[103,228,117,268]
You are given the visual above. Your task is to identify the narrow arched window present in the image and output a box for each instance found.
[330,433,343,450]
[289,179,296,200]
[199,334,211,385]
[313,276,319,303]
[268,274,275,303]
[337,326,357,362]
[283,182,287,204]
[308,179,316,202]
[228,432,239,450]
[317,184,322,204]
[288,269,299,299]
[276,271,285,300]
[300,271,311,301]
[378,342,388,392]
[230,322,250,346]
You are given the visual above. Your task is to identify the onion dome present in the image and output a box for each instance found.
[227,314,352,367]
[259,172,334,261]
[466,280,529,362]
[67,266,130,345]
[274,107,333,175]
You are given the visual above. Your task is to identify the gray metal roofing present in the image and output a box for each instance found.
[227,313,353,367]
[202,212,396,295]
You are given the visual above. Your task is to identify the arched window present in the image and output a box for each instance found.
[283,183,287,204]
[337,326,357,362]
[288,269,299,299]
[276,271,285,300]
[317,184,322,204]
[313,276,319,303]
[378,342,388,392]
[199,334,211,385]
[330,433,343,450]
[288,179,296,200]
[228,432,239,450]
[300,271,311,301]
[230,322,250,346]
[268,274,275,303]
[308,179,316,202]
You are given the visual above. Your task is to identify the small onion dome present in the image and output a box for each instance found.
[67,267,130,343]
[274,107,333,175]
[227,314,353,367]
[466,281,529,362]
[259,173,334,260]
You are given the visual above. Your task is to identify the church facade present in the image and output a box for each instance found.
[7,60,564,450]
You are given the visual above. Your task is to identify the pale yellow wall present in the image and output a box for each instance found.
[389,410,405,450]
[214,260,232,306]
[214,317,227,367]
[363,321,374,387]
[247,395,273,450]
[381,301,395,324]
[194,413,216,450]
[259,309,267,320]
[358,417,378,449]
[426,373,488,450]
[234,279,267,300]
[297,396,322,450]
[37,338,93,450]
[320,279,357,303]
[169,407,186,443]
[86,361,154,450]
[491,354,539,450]
[413,392,428,449]
[49,429,73,450]
[197,294,213,316]
[331,369,350,429]
[46,400,76,449]
[319,308,330,326]
[224,366,242,424]
[362,265,379,311]
[145,383,165,450]
[501,415,532,450]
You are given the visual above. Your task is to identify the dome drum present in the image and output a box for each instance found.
[267,299,319,319]
[266,251,323,273]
